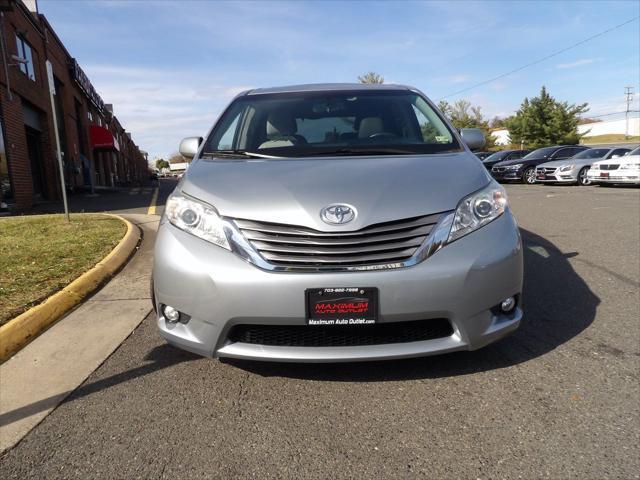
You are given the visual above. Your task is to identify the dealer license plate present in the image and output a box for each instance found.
[600,172,609,178]
[305,287,378,325]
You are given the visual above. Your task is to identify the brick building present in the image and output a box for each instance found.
[0,0,149,212]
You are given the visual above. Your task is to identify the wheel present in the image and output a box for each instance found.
[522,167,536,184]
[578,167,591,186]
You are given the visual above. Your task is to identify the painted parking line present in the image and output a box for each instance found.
[147,187,159,215]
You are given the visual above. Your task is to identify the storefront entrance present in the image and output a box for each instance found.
[25,126,45,198]
[0,119,12,209]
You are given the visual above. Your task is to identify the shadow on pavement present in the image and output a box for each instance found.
[227,228,601,381]
[0,345,198,428]
[29,179,177,215]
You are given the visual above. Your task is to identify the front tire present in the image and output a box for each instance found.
[522,167,536,184]
[578,167,591,186]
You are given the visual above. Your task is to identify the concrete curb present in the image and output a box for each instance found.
[0,214,141,362]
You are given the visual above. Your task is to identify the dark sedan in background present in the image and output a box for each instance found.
[491,145,589,184]
[474,152,493,160]
[481,149,530,170]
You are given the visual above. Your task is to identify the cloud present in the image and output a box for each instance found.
[433,74,470,85]
[556,58,601,69]
[83,64,252,159]
[450,74,470,84]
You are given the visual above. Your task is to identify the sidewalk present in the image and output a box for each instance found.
[0,214,158,453]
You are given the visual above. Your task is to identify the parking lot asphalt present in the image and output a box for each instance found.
[1,184,638,479]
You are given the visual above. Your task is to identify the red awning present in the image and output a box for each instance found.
[89,125,120,151]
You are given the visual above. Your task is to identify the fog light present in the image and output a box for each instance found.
[163,305,180,323]
[500,296,516,313]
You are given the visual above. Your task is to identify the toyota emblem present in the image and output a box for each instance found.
[320,204,357,225]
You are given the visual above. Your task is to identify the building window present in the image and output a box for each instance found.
[15,34,35,81]
[87,111,93,122]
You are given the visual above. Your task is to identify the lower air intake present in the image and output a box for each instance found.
[228,319,453,347]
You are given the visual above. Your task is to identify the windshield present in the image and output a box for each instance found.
[628,146,640,156]
[573,148,609,159]
[523,147,558,159]
[204,90,460,157]
[483,151,508,162]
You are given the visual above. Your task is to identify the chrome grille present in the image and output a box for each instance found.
[234,213,442,269]
[599,164,619,171]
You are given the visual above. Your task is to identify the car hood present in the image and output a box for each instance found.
[592,154,639,166]
[180,153,490,231]
[494,157,544,167]
[538,158,595,168]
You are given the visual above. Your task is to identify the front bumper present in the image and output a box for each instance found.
[153,212,523,362]
[587,170,640,184]
[491,169,523,182]
[535,170,577,183]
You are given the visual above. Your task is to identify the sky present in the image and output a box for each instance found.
[36,0,640,160]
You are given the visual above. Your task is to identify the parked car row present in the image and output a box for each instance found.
[586,145,640,185]
[479,145,639,186]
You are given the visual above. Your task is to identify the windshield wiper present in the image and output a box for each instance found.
[201,150,284,159]
[295,148,417,157]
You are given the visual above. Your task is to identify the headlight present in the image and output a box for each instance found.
[164,191,230,250]
[504,164,522,171]
[590,164,599,170]
[448,182,508,243]
[559,164,575,172]
[621,163,640,170]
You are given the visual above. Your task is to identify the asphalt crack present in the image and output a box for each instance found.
[234,372,251,418]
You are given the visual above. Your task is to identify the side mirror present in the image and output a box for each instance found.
[179,136,203,159]
[460,128,486,151]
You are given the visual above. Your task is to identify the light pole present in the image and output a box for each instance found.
[46,60,70,222]
[624,86,634,140]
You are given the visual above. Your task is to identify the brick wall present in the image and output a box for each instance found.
[0,87,33,208]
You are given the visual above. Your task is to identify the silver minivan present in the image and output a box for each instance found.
[153,84,523,362]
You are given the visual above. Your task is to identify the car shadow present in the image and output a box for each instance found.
[0,229,600,429]
[225,228,600,381]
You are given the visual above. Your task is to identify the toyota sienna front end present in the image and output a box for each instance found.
[153,84,523,362]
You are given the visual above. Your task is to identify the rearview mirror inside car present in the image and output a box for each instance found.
[460,128,486,151]
[179,137,203,159]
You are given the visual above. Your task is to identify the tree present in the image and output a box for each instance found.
[358,72,384,84]
[489,116,512,129]
[155,158,169,170]
[438,99,497,150]
[506,86,589,149]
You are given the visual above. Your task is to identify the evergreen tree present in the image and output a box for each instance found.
[506,86,588,148]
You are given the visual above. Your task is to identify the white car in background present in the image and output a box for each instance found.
[536,147,630,186]
[587,145,640,186]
